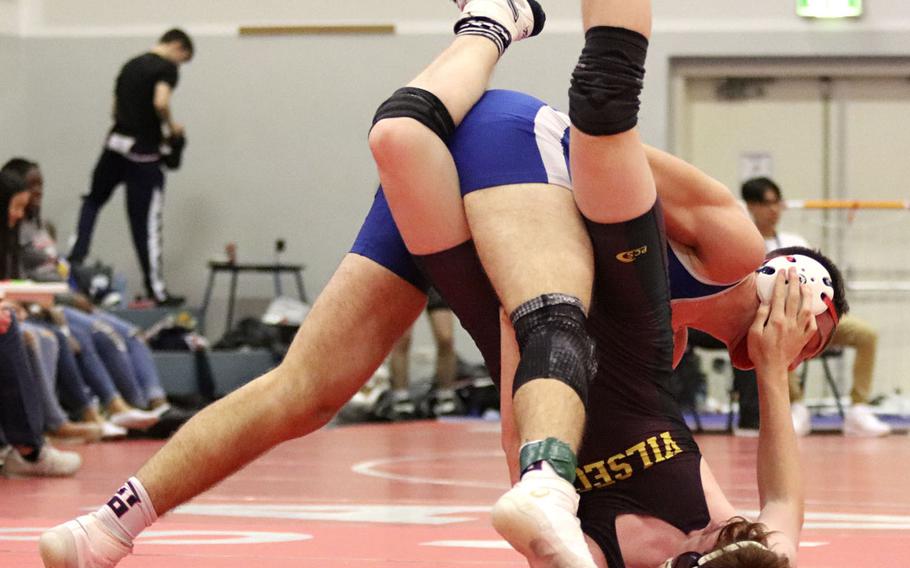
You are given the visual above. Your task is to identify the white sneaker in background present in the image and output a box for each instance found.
[100,421,128,440]
[732,427,760,438]
[790,402,812,437]
[2,445,82,478]
[40,514,132,568]
[108,409,159,431]
[843,404,892,437]
[492,467,596,568]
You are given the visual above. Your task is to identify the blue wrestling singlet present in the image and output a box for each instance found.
[351,89,571,289]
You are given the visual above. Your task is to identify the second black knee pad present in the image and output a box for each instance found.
[370,86,456,143]
[569,26,649,136]
[511,294,597,404]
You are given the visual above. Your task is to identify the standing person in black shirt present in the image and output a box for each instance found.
[68,29,193,306]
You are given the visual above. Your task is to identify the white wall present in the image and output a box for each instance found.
[0,1,19,35]
[7,0,910,350]
[0,35,25,161]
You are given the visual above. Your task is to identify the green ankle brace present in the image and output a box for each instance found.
[519,437,578,484]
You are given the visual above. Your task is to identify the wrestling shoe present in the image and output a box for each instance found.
[454,0,546,54]
[492,468,596,568]
[2,445,82,478]
[40,514,132,568]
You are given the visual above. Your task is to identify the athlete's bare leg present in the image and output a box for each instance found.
[389,327,414,392]
[468,183,597,567]
[465,183,593,448]
[571,0,654,223]
[370,0,544,254]
[427,309,457,390]
[369,36,497,254]
[40,254,425,567]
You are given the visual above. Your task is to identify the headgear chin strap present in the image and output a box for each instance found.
[661,540,771,568]
[755,254,838,323]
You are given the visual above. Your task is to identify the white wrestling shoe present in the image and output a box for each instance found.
[492,469,596,568]
[455,0,546,46]
[40,514,132,568]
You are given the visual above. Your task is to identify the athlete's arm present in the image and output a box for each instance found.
[644,145,765,283]
[153,82,183,136]
[747,269,815,563]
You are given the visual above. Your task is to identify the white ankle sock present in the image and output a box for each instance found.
[521,459,560,481]
[94,477,158,544]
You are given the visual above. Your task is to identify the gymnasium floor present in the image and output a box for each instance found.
[2,419,909,567]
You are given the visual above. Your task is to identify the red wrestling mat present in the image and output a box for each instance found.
[1,421,908,567]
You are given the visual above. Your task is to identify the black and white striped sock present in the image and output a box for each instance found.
[454,16,511,56]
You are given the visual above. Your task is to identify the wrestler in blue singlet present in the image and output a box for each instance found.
[351,89,740,568]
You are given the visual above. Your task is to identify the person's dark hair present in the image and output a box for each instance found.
[1,157,37,178]
[699,518,789,568]
[2,157,41,223]
[766,246,849,318]
[159,28,194,58]
[0,171,27,279]
[741,177,782,203]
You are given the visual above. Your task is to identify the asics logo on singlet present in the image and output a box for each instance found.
[616,245,648,263]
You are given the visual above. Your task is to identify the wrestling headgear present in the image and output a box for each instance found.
[755,254,838,323]
[661,540,771,567]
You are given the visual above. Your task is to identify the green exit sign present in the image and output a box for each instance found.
[797,0,863,18]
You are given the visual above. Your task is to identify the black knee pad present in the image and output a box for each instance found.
[370,87,456,144]
[511,294,597,404]
[569,26,649,136]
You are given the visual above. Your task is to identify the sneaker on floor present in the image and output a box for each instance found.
[389,397,418,421]
[432,392,465,417]
[40,514,132,568]
[455,0,546,45]
[790,402,812,437]
[49,421,104,444]
[3,445,82,478]
[149,403,172,418]
[109,408,159,431]
[732,426,760,438]
[100,422,128,440]
[155,294,185,308]
[843,404,892,437]
[492,470,596,568]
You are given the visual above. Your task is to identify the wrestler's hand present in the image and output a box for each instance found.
[747,267,817,374]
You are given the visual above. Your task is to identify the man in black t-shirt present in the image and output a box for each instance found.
[69,28,193,306]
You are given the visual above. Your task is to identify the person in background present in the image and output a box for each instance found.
[384,287,462,420]
[0,171,83,476]
[742,176,891,437]
[3,158,164,432]
[67,29,193,306]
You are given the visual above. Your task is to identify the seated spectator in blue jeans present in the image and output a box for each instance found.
[2,159,164,430]
[0,171,82,476]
